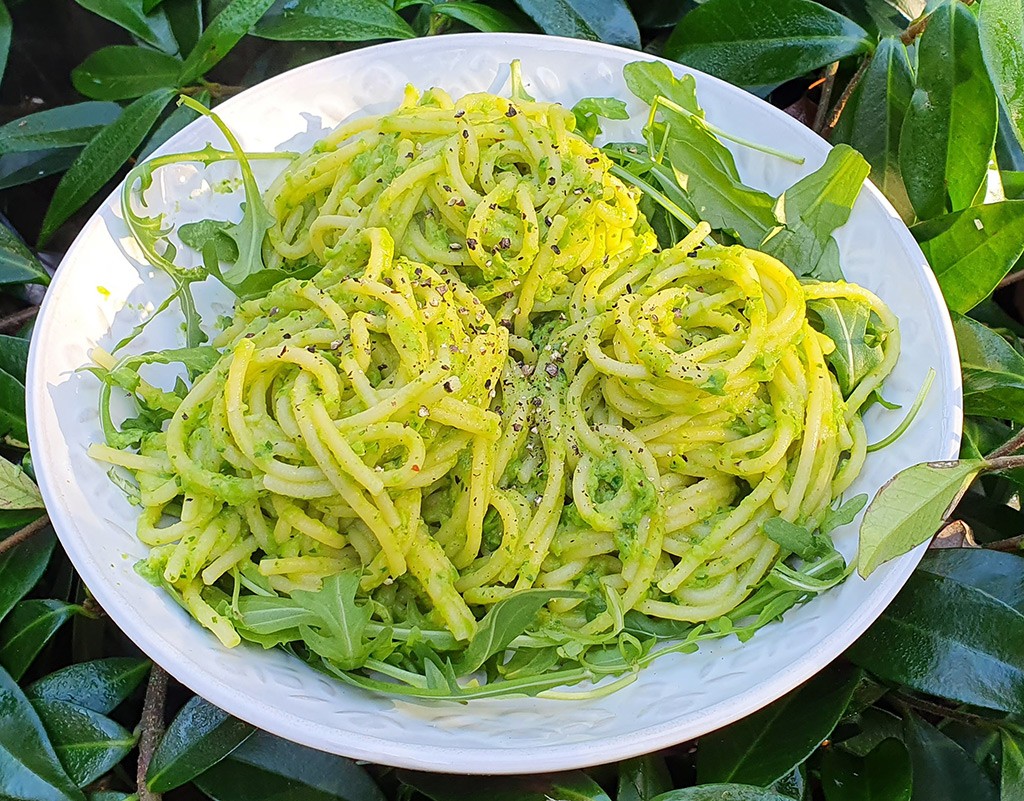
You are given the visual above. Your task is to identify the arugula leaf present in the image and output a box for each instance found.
[622,60,702,125]
[571,97,628,144]
[291,574,373,670]
[762,519,834,561]
[236,595,317,634]
[760,145,870,280]
[179,219,240,263]
[807,296,885,396]
[454,588,579,675]
[820,494,868,535]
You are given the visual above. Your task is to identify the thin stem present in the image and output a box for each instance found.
[0,513,50,557]
[824,55,871,137]
[0,305,39,333]
[901,13,931,45]
[998,269,1024,289]
[987,426,1024,459]
[812,62,839,134]
[891,691,1003,729]
[985,534,1023,553]
[987,454,1024,472]
[136,666,168,801]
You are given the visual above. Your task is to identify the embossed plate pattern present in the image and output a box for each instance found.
[27,34,961,774]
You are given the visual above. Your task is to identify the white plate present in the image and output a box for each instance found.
[27,33,962,774]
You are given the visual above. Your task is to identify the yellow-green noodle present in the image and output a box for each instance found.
[91,80,899,680]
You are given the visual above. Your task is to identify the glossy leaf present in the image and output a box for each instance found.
[914,201,1024,313]
[980,0,1024,148]
[166,0,202,54]
[400,770,609,801]
[147,696,254,792]
[193,730,385,801]
[0,149,80,191]
[821,738,911,801]
[0,334,29,382]
[900,1,998,219]
[0,455,42,510]
[0,0,10,85]
[27,658,150,714]
[33,699,135,789]
[831,36,915,223]
[39,88,176,246]
[0,102,122,154]
[761,144,870,280]
[618,755,672,801]
[919,548,1024,615]
[0,526,54,621]
[697,661,861,786]
[431,2,533,33]
[0,665,84,801]
[1003,730,1024,801]
[856,459,984,577]
[651,788,795,801]
[0,224,49,286]
[255,0,415,41]
[511,0,641,49]
[72,46,183,101]
[848,562,1024,714]
[140,87,209,159]
[954,314,1024,424]
[903,714,997,801]
[663,0,871,88]
[0,362,26,443]
[74,0,178,53]
[0,600,79,680]
[179,0,278,84]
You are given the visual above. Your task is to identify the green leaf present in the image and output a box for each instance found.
[954,313,1024,424]
[618,755,672,801]
[0,600,79,680]
[27,658,151,714]
[0,224,49,286]
[289,573,372,669]
[146,696,254,792]
[455,588,579,675]
[848,561,1024,715]
[1002,730,1024,801]
[821,738,911,801]
[72,46,183,101]
[651,788,796,801]
[807,297,884,395]
[831,36,915,223]
[760,144,870,280]
[0,525,54,620]
[899,1,998,219]
[178,219,240,262]
[253,0,418,41]
[399,770,610,801]
[431,2,533,33]
[39,88,176,246]
[0,364,26,443]
[980,0,1024,149]
[166,0,203,54]
[623,59,700,120]
[32,699,136,789]
[0,1,11,85]
[0,149,80,191]
[0,102,122,154]
[856,459,984,578]
[918,548,1024,615]
[663,0,872,89]
[0,455,43,510]
[697,661,861,786]
[571,97,629,143]
[0,665,84,801]
[193,730,385,801]
[903,714,998,801]
[236,594,316,633]
[511,0,641,49]
[74,0,178,53]
[179,0,285,82]
[762,518,833,560]
[0,334,29,382]
[913,201,1024,314]
[1004,170,1024,200]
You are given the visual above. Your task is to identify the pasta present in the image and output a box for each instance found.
[91,72,900,697]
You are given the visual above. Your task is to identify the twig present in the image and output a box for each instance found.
[892,691,1002,729]
[0,305,39,334]
[998,270,1024,290]
[823,56,871,137]
[901,14,931,45]
[987,428,1024,460]
[0,513,50,557]
[985,534,1024,553]
[136,665,168,801]
[812,62,839,135]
